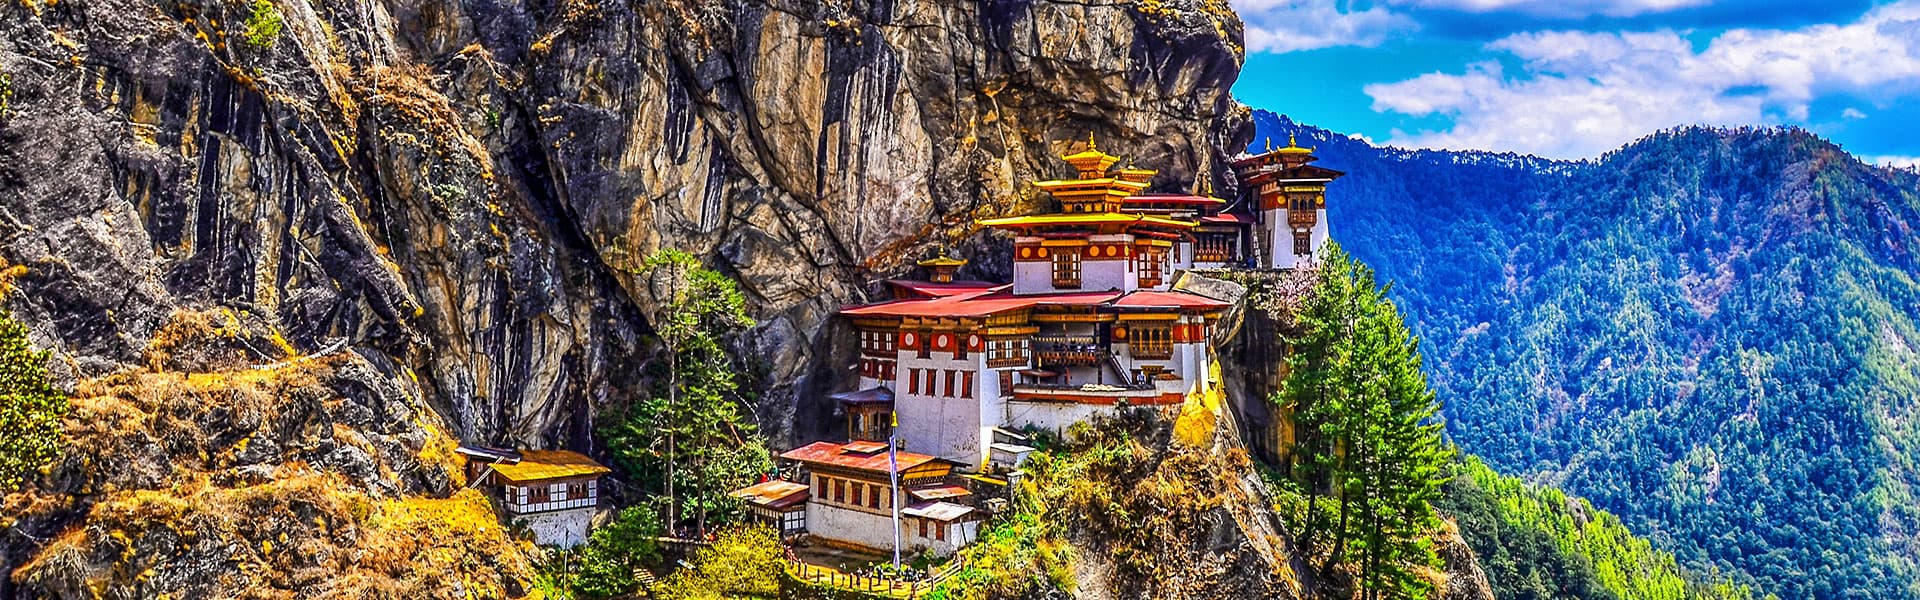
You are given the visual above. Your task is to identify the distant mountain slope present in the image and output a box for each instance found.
[1252,110,1920,600]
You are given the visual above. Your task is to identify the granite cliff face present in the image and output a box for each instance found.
[1,0,1253,594]
[0,0,1250,449]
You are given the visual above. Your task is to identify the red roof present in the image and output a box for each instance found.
[885,280,1008,298]
[1201,212,1256,225]
[1026,291,1124,306]
[1112,290,1233,310]
[841,290,1034,318]
[1123,194,1225,205]
[780,441,941,474]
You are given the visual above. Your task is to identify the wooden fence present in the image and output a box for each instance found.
[783,548,967,599]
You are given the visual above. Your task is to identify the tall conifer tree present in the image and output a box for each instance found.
[1276,243,1452,600]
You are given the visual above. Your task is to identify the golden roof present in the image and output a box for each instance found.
[488,449,611,483]
[1062,133,1120,173]
[1278,133,1313,155]
[918,253,967,267]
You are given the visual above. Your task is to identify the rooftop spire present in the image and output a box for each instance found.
[1087,132,1098,151]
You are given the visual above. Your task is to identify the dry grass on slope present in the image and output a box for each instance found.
[4,308,534,598]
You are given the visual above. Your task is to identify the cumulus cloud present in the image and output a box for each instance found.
[1364,1,1920,158]
[1234,0,1419,53]
[1874,155,1920,169]
[1391,0,1710,18]
[1842,108,1868,119]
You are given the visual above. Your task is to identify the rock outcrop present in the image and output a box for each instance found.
[2,0,1249,593]
[0,0,1250,449]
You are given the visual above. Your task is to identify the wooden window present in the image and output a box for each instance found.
[908,369,920,395]
[955,335,969,359]
[925,369,938,396]
[917,331,932,358]
[834,479,845,504]
[918,519,929,538]
[943,370,955,397]
[961,371,974,398]
[1000,371,1015,395]
[1131,326,1173,359]
[935,522,947,541]
[815,477,826,498]
[855,483,865,508]
[1137,248,1165,287]
[567,480,589,502]
[1051,248,1081,288]
[1293,231,1311,256]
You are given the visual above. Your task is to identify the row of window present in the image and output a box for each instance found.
[1048,248,1173,289]
[859,331,899,355]
[986,339,1030,367]
[906,368,975,398]
[510,479,597,505]
[816,475,893,512]
[860,358,896,380]
[1128,326,1174,359]
[915,518,950,542]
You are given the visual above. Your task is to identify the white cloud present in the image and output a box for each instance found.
[1364,1,1920,158]
[1873,155,1920,169]
[1390,0,1710,19]
[1234,0,1419,54]
[1843,107,1868,119]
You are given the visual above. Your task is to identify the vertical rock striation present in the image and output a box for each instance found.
[0,0,1249,448]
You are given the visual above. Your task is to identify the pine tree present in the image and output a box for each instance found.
[604,250,773,537]
[0,310,66,491]
[1276,243,1452,600]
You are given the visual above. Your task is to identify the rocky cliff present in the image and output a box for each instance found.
[1,0,1251,594]
[0,0,1250,449]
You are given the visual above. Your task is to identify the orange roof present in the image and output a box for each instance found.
[732,480,810,510]
[488,450,611,483]
[908,484,972,502]
[781,441,940,474]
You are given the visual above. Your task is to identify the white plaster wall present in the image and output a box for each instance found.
[893,352,986,465]
[1081,257,1133,293]
[1013,261,1054,295]
[516,507,597,548]
[1267,207,1330,270]
[1004,401,1119,434]
[1173,241,1194,271]
[809,504,901,552]
[903,519,978,556]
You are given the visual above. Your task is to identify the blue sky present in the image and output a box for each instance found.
[1230,0,1920,165]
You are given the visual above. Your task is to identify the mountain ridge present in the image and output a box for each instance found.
[1253,108,1920,600]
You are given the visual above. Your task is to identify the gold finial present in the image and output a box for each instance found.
[1265,137,1274,152]
[1087,132,1097,151]
[1288,132,1297,148]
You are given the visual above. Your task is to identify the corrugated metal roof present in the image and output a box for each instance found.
[830,387,895,405]
[731,480,810,510]
[488,449,610,483]
[780,441,940,474]
[901,501,975,522]
[908,484,972,502]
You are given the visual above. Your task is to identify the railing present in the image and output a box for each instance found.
[1035,348,1103,365]
[784,547,968,599]
[504,497,596,514]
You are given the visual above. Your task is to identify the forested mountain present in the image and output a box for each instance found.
[1253,110,1920,599]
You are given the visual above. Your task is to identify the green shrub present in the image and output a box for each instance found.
[0,310,69,491]
[243,0,283,48]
